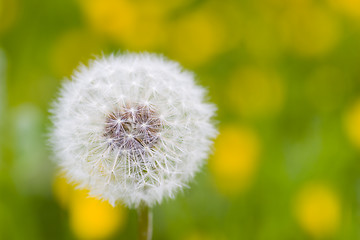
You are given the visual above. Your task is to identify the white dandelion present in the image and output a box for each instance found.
[50,53,217,210]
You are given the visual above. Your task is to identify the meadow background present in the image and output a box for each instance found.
[1,0,360,239]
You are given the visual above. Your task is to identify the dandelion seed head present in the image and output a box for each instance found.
[50,53,217,208]
[104,104,161,152]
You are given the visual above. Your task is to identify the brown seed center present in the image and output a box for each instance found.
[104,104,161,152]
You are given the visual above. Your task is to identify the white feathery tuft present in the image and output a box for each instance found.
[49,53,217,208]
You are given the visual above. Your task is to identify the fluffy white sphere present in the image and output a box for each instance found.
[50,53,217,208]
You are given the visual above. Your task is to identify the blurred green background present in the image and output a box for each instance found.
[1,0,360,239]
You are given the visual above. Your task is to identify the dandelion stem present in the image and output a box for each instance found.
[137,201,152,240]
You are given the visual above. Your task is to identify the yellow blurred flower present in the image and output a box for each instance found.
[328,0,360,19]
[50,30,103,77]
[279,4,339,57]
[344,99,360,149]
[305,66,349,113]
[53,175,73,209]
[0,0,18,33]
[168,9,226,67]
[228,67,285,118]
[243,22,280,60]
[78,0,137,40]
[78,0,175,51]
[210,125,260,196]
[294,183,341,239]
[53,176,127,239]
[70,190,126,239]
[118,1,167,51]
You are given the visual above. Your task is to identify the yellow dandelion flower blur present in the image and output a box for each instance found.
[117,1,167,51]
[168,9,226,67]
[228,67,285,118]
[69,190,127,239]
[294,183,341,238]
[243,17,281,60]
[50,30,103,77]
[77,0,172,50]
[77,0,137,40]
[344,99,360,149]
[210,125,260,196]
[53,176,127,239]
[53,176,73,209]
[279,4,339,57]
[328,0,360,19]
[305,66,349,113]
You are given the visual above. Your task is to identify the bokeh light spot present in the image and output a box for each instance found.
[294,183,341,238]
[279,5,339,57]
[210,125,260,196]
[305,66,350,113]
[168,10,226,67]
[69,190,126,239]
[228,67,285,118]
[344,99,360,149]
[50,30,103,77]
[53,176,127,239]
[53,176,73,209]
[78,0,175,50]
[328,0,360,19]
[118,1,167,51]
[78,0,137,40]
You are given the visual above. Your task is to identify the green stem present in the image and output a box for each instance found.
[137,201,152,240]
